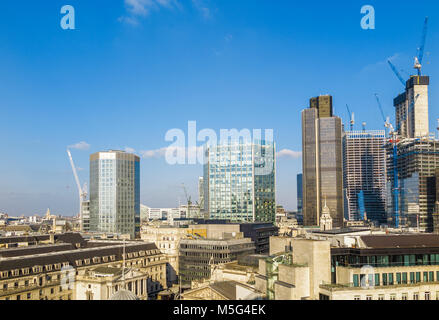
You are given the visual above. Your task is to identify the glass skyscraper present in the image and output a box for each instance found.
[203,140,276,223]
[342,130,387,223]
[89,150,140,239]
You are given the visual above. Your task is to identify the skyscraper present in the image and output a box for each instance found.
[204,140,276,223]
[386,138,439,232]
[89,150,140,239]
[394,75,429,138]
[302,95,344,228]
[343,130,387,223]
[296,173,303,214]
[198,176,204,210]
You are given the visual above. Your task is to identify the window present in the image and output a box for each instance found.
[402,293,408,300]
[402,272,408,284]
[413,293,419,300]
[388,273,394,285]
[425,292,431,300]
[375,274,380,286]
[429,271,434,282]
[390,294,396,300]
[396,273,401,284]
[366,295,372,301]
[354,296,361,301]
[423,272,428,282]
[416,272,421,283]
[382,273,388,286]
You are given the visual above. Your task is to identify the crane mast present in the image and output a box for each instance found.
[345,104,354,131]
[67,149,87,232]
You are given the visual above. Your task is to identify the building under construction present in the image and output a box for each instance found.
[386,137,439,232]
[343,130,387,223]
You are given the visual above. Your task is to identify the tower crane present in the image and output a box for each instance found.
[345,104,354,131]
[67,149,87,232]
[414,17,429,76]
[181,183,193,219]
[387,60,406,87]
[374,94,393,137]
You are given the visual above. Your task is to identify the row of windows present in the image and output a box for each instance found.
[352,291,433,301]
[353,271,439,287]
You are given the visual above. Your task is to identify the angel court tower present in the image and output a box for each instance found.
[203,140,276,223]
[89,150,140,239]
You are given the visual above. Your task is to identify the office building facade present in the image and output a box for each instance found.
[394,76,429,139]
[204,140,276,223]
[89,150,140,239]
[297,173,303,214]
[342,130,387,223]
[386,138,439,232]
[302,95,344,228]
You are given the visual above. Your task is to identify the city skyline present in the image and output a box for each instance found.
[1,1,439,216]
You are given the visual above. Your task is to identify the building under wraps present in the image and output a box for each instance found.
[385,137,439,232]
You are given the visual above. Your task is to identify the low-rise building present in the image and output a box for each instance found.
[0,233,167,300]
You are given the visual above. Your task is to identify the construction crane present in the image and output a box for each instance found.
[181,183,193,219]
[67,149,87,232]
[387,60,406,87]
[345,104,354,131]
[414,17,429,76]
[374,94,393,137]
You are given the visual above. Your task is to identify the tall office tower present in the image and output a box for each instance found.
[302,95,344,228]
[198,176,204,210]
[342,130,387,223]
[386,138,439,232]
[394,76,429,138]
[89,150,140,239]
[204,140,276,223]
[296,173,303,214]
[81,200,90,232]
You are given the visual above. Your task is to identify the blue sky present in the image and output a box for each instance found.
[0,0,438,216]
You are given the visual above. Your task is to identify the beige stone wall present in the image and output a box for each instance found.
[321,283,439,300]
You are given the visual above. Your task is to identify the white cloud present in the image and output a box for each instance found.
[68,141,90,151]
[140,146,203,159]
[360,53,405,74]
[119,0,181,25]
[276,149,302,159]
[124,147,136,154]
[191,0,211,20]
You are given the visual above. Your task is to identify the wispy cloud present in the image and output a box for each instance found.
[68,141,90,151]
[360,53,405,74]
[124,147,136,154]
[119,0,212,25]
[119,0,180,25]
[276,149,302,159]
[140,146,203,159]
[191,0,211,20]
